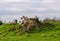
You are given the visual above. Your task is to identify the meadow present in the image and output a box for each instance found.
[0,19,60,41]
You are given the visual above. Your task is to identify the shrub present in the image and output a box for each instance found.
[0,20,3,25]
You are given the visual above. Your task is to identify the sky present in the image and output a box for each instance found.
[0,0,60,22]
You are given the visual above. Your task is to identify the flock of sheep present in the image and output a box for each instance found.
[9,16,41,33]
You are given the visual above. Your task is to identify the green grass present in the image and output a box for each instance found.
[0,22,60,41]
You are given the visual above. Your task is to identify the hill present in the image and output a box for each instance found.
[0,21,60,41]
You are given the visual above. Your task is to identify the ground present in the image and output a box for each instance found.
[0,22,60,41]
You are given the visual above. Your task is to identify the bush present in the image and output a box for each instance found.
[0,20,3,25]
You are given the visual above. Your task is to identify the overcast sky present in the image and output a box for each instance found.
[0,0,60,21]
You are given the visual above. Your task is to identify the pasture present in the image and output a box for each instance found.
[0,21,60,41]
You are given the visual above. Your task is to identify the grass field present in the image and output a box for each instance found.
[0,22,60,41]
